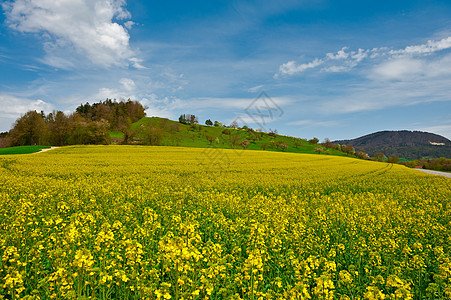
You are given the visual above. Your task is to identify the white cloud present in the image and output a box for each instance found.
[140,94,179,119]
[119,78,136,91]
[390,36,451,56]
[371,52,451,81]
[276,36,451,77]
[276,58,323,77]
[248,85,264,92]
[0,93,54,131]
[2,0,141,68]
[0,94,53,117]
[129,57,148,70]
[124,21,135,30]
[326,47,350,60]
[372,58,423,80]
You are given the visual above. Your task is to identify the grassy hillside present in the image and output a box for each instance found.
[110,116,348,157]
[1,145,449,298]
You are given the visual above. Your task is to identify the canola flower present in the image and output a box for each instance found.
[0,145,450,299]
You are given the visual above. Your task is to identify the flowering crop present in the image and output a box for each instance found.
[0,145,450,299]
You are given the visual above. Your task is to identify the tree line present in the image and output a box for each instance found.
[0,99,146,147]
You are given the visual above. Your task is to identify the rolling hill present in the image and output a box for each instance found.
[334,130,451,159]
[109,116,348,157]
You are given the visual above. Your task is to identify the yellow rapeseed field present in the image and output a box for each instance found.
[0,145,450,299]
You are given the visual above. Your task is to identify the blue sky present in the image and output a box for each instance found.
[1,0,450,140]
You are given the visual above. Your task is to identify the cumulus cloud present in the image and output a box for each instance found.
[119,78,136,91]
[0,93,54,131]
[276,36,451,77]
[276,58,323,77]
[389,36,451,56]
[2,0,142,68]
[0,94,53,117]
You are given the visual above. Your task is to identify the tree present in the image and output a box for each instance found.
[294,139,302,149]
[0,132,11,148]
[179,114,187,124]
[145,126,164,146]
[269,140,276,149]
[268,128,278,137]
[76,99,146,131]
[190,123,201,131]
[374,152,386,162]
[386,156,400,164]
[278,142,288,152]
[49,111,70,146]
[308,137,319,144]
[260,143,268,150]
[240,140,250,149]
[91,119,111,144]
[124,99,146,122]
[9,110,48,146]
[179,114,198,125]
[230,120,239,129]
[117,116,133,144]
[189,114,199,124]
[230,134,241,149]
[205,119,213,126]
[247,132,261,143]
[214,121,223,127]
[341,144,355,156]
[322,138,337,149]
[314,146,324,154]
[355,149,370,160]
[206,135,215,145]
[67,113,92,145]
[76,102,93,119]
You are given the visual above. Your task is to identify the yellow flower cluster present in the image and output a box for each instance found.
[0,145,450,299]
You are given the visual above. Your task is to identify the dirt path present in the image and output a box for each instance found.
[34,146,60,154]
[414,168,451,178]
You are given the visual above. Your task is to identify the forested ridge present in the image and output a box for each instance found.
[334,130,451,159]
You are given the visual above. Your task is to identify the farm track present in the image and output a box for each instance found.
[414,168,451,178]
[33,146,60,153]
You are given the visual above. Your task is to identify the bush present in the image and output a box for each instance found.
[308,137,319,144]
[386,156,400,164]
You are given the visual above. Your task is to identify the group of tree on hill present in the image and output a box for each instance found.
[0,99,146,147]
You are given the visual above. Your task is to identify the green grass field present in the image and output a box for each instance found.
[0,145,50,155]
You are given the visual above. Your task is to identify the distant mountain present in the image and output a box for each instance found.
[334,130,451,159]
